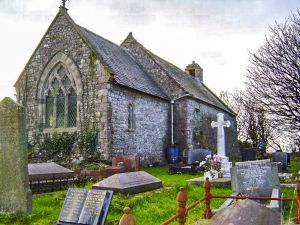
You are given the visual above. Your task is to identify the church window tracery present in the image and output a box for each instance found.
[43,64,77,128]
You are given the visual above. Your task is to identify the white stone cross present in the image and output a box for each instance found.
[211,113,231,157]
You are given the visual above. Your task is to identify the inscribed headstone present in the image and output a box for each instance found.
[0,97,32,213]
[92,171,162,194]
[231,159,279,197]
[57,188,113,225]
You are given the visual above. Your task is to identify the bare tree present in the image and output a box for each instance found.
[220,90,272,150]
[246,11,300,136]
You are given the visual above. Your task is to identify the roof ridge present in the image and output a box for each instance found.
[78,25,121,49]
[121,33,187,97]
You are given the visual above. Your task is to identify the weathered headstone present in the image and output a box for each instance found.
[187,149,211,165]
[92,171,162,194]
[240,148,257,161]
[207,199,280,225]
[231,159,279,197]
[272,152,288,170]
[56,188,113,225]
[112,155,140,172]
[0,97,32,213]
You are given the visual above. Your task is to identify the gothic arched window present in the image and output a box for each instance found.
[43,64,77,128]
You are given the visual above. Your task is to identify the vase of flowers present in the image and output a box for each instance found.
[202,154,222,180]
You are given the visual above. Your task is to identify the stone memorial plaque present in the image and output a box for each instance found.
[92,171,162,194]
[231,159,279,197]
[57,188,113,225]
[187,149,211,165]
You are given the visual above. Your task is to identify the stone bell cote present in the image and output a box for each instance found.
[185,60,203,84]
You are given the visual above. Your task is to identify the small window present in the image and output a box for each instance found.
[128,104,134,130]
[195,108,200,121]
[189,69,195,77]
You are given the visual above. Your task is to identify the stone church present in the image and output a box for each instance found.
[14,6,239,163]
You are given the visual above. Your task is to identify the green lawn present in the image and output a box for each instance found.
[0,164,299,225]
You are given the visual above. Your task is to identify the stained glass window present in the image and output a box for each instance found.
[43,63,77,128]
[68,89,77,127]
[56,90,65,128]
[46,95,54,128]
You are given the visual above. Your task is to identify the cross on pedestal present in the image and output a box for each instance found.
[211,113,231,157]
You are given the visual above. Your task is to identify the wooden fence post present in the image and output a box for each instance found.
[176,187,188,225]
[119,207,136,225]
[294,178,300,224]
[202,177,212,219]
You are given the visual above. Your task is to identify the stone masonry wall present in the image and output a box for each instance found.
[174,98,240,160]
[108,85,170,164]
[15,10,110,158]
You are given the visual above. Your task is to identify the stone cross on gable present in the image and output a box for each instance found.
[211,113,231,157]
[61,0,69,8]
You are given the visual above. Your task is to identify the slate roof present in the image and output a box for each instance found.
[78,26,168,99]
[147,52,235,114]
[121,35,235,115]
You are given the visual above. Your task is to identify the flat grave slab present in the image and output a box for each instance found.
[187,177,231,188]
[56,188,113,225]
[207,199,280,225]
[92,171,162,194]
[28,162,74,181]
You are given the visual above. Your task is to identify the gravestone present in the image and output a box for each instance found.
[240,148,257,161]
[112,155,140,172]
[187,149,211,165]
[207,199,280,225]
[28,162,74,181]
[231,159,279,197]
[0,97,32,213]
[210,113,232,177]
[272,152,288,170]
[92,171,162,194]
[56,188,113,225]
[210,113,231,157]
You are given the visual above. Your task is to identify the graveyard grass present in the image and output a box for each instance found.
[0,166,299,225]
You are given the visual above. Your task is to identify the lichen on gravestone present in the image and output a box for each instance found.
[0,97,32,213]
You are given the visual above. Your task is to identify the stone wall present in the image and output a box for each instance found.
[174,98,240,160]
[14,9,110,159]
[108,85,170,164]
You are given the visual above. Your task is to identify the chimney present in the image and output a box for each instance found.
[185,60,203,84]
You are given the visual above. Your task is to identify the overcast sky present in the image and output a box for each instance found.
[0,0,299,100]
